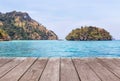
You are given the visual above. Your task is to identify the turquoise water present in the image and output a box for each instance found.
[0,40,120,57]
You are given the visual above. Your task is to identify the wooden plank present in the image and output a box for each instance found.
[19,58,48,81]
[0,58,37,81]
[72,58,101,81]
[61,58,80,81]
[87,58,120,81]
[0,58,13,67]
[0,58,23,79]
[97,58,120,79]
[112,58,120,67]
[39,58,60,81]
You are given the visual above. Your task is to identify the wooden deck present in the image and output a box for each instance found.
[0,58,120,81]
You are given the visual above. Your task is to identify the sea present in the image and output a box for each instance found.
[0,40,120,57]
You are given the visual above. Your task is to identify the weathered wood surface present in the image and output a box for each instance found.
[0,58,36,81]
[39,58,60,81]
[61,58,79,81]
[0,58,120,81]
[87,58,120,81]
[73,58,101,81]
[19,58,48,81]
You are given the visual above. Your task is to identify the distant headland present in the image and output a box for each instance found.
[0,11,58,41]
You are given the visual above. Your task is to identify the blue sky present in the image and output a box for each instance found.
[0,0,120,39]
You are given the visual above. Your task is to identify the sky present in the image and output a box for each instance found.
[0,0,120,39]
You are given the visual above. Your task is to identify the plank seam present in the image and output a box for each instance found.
[59,57,61,81]
[0,59,24,79]
[71,58,81,81]
[18,58,38,81]
[96,58,120,80]
[38,58,49,81]
[86,61,103,81]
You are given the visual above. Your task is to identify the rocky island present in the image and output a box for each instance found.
[66,26,112,41]
[0,11,58,41]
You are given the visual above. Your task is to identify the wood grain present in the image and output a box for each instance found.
[73,58,101,81]
[0,58,37,81]
[87,58,120,81]
[19,58,48,81]
[0,58,119,81]
[61,58,80,81]
[39,58,60,81]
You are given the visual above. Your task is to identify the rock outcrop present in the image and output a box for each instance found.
[66,26,112,41]
[0,11,58,40]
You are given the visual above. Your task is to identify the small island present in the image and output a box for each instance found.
[66,26,112,41]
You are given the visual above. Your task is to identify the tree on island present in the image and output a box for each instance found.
[0,29,10,41]
[66,26,112,41]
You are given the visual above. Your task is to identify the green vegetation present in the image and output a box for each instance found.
[0,29,10,41]
[0,11,58,40]
[66,26,112,41]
